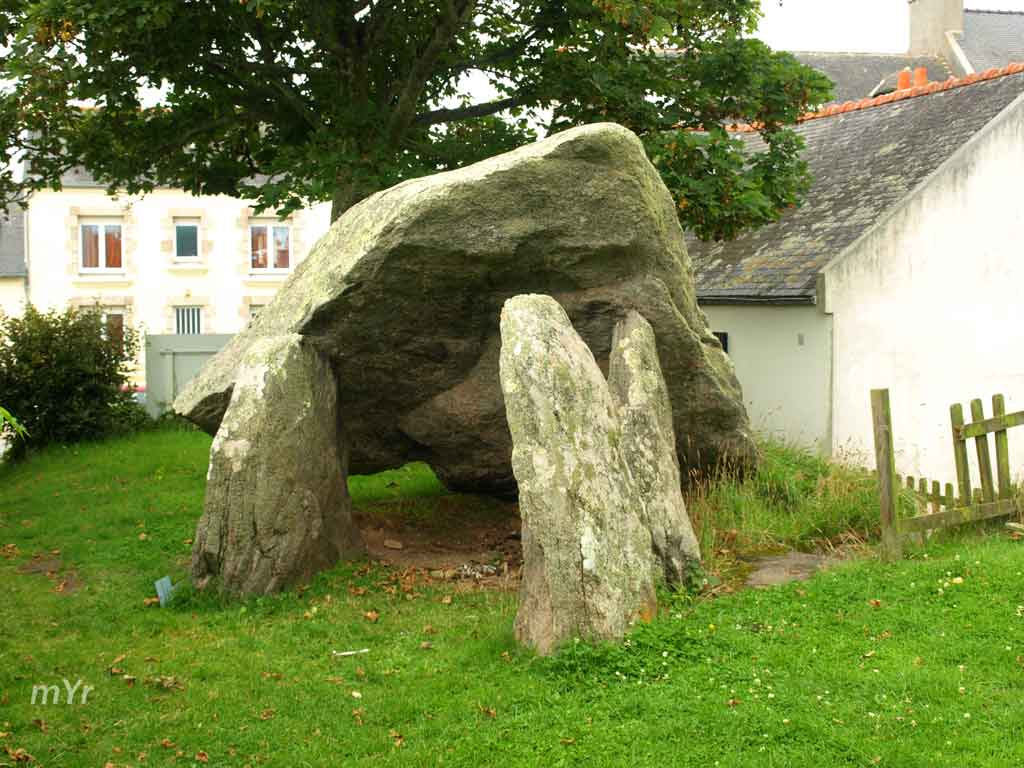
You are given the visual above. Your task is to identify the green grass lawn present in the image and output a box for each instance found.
[2,429,1024,766]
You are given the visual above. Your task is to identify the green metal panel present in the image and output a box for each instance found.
[144,334,233,416]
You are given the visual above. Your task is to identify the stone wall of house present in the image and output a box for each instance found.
[25,188,332,385]
[0,277,25,318]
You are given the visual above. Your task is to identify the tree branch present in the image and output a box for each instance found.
[384,0,475,146]
[415,95,528,126]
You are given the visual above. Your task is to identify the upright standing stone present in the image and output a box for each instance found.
[610,311,701,584]
[191,335,363,595]
[500,295,658,655]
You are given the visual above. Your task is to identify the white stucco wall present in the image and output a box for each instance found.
[0,277,26,318]
[700,303,833,452]
[25,188,332,384]
[824,94,1024,484]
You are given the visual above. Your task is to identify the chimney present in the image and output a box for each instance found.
[908,0,964,56]
[898,69,912,90]
[913,66,929,87]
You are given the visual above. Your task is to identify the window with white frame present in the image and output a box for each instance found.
[250,222,291,271]
[80,218,123,272]
[175,306,202,335]
[174,218,201,260]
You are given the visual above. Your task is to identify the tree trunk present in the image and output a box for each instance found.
[330,173,378,222]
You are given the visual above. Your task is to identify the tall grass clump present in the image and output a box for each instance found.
[686,438,893,557]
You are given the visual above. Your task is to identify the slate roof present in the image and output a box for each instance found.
[0,204,26,278]
[793,52,952,104]
[687,67,1024,303]
[960,10,1024,72]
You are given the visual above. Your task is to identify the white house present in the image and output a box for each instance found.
[688,63,1024,485]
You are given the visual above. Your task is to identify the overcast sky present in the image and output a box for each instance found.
[757,1,1024,53]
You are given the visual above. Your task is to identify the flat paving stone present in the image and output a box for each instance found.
[744,551,838,588]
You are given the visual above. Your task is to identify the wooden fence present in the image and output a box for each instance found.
[871,389,1022,561]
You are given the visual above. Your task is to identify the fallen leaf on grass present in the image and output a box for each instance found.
[479,706,496,719]
[348,585,367,597]
[351,708,364,726]
[261,671,283,680]
[0,544,19,559]
[727,698,741,708]
[389,729,404,747]
[364,610,380,623]
[122,675,136,687]
[145,676,184,691]
[30,719,46,733]
[138,533,148,541]
[423,624,437,635]
[560,738,576,745]
[110,654,127,668]
[4,746,34,763]
[195,750,209,763]
[143,597,160,607]
[868,599,882,608]
[351,690,363,699]
[419,641,433,650]
[259,709,275,721]
[440,596,452,605]
[159,739,175,749]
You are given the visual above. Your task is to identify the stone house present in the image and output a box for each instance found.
[689,64,1024,485]
[0,165,331,385]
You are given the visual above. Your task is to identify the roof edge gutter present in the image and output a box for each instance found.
[696,294,816,306]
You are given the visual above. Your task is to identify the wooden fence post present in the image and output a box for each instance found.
[970,399,996,504]
[871,389,901,561]
[993,394,1012,500]
[950,403,972,506]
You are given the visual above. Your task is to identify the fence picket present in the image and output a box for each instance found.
[970,399,996,503]
[951,403,972,506]
[993,394,1012,500]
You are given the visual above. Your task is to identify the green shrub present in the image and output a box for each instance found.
[0,305,149,457]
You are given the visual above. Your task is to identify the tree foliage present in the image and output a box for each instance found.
[0,0,830,239]
[0,305,146,457]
